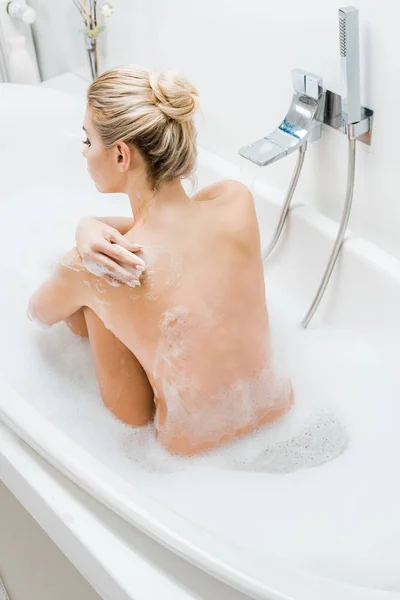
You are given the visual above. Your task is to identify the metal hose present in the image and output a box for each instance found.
[262,143,307,260]
[302,137,356,328]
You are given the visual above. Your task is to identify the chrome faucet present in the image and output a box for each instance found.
[238,6,373,328]
[239,69,325,167]
[238,69,326,262]
[301,5,372,327]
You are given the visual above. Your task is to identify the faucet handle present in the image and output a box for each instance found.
[292,68,307,94]
[305,72,323,100]
[291,69,323,100]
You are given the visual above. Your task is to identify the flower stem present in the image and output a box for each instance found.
[92,12,104,37]
[73,0,103,79]
[72,0,89,27]
[95,37,98,77]
[91,0,96,29]
[81,0,92,29]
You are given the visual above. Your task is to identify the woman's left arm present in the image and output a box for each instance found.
[28,248,88,327]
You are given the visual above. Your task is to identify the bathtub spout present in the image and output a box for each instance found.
[239,69,325,167]
[238,69,325,261]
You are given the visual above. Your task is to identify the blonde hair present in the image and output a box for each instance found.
[87,65,199,190]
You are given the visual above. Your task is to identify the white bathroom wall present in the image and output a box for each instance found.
[30,0,400,259]
[29,0,108,82]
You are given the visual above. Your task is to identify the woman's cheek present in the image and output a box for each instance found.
[86,159,96,182]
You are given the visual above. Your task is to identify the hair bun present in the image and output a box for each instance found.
[149,69,199,123]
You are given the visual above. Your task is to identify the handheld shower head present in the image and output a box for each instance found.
[339,6,361,125]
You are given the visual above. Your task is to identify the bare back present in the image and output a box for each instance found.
[83,181,293,453]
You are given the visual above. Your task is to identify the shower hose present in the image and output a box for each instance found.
[262,142,307,261]
[262,137,357,329]
[302,138,356,327]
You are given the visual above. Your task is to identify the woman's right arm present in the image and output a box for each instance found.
[75,216,145,286]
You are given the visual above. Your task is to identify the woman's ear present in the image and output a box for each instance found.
[116,141,131,170]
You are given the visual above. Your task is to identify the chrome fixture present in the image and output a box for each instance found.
[239,69,325,168]
[239,69,326,260]
[302,5,372,327]
[238,5,373,327]
[262,142,307,259]
[339,5,361,127]
[302,137,356,327]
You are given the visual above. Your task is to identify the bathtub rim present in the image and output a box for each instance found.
[0,381,398,600]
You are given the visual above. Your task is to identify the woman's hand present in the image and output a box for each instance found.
[75,216,145,287]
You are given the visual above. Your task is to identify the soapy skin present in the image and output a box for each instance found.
[29,180,293,455]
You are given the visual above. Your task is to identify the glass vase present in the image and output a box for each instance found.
[85,35,98,80]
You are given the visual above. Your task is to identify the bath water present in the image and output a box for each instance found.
[1,184,400,591]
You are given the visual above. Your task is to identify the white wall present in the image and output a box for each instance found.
[29,0,400,259]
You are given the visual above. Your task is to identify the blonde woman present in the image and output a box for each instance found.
[28,65,293,455]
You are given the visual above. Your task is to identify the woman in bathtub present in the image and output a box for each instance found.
[28,65,293,455]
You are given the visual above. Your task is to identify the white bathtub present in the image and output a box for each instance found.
[1,82,400,600]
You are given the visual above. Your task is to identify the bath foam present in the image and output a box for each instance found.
[64,255,142,289]
[80,259,122,287]
[153,305,195,426]
[138,244,182,301]
[218,410,348,473]
[94,281,107,294]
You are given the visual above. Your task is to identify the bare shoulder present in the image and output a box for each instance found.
[201,180,260,253]
[196,178,257,227]
[195,179,253,205]
[218,179,256,214]
[218,179,253,199]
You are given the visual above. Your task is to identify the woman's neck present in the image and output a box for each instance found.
[128,178,191,225]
